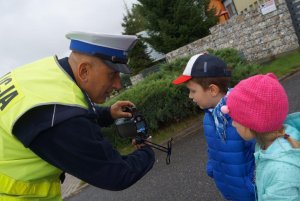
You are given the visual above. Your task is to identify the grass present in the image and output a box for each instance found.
[260,49,300,78]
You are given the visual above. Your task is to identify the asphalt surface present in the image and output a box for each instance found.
[66,71,300,201]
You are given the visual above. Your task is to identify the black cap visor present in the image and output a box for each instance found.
[103,60,131,74]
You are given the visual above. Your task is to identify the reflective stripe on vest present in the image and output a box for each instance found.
[0,172,60,197]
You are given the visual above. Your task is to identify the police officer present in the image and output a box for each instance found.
[0,31,155,201]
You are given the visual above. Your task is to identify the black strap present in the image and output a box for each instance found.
[59,172,66,184]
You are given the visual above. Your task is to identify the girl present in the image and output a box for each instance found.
[221,73,300,201]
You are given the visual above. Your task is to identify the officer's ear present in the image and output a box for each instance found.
[78,62,91,83]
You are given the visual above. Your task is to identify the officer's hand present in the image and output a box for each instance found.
[110,101,134,119]
[132,136,152,149]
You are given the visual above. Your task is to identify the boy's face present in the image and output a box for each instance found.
[232,121,255,141]
[186,80,216,109]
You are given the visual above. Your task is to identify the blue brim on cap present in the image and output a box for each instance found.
[70,39,127,63]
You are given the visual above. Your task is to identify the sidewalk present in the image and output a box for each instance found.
[61,174,88,200]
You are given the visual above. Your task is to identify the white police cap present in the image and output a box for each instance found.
[66,31,138,74]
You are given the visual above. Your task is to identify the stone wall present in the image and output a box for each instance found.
[166,0,299,62]
[130,65,161,85]
[130,73,144,85]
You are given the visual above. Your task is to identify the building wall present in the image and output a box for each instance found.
[232,0,277,14]
[166,0,299,62]
[233,0,258,14]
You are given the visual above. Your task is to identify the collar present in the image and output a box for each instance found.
[58,57,76,81]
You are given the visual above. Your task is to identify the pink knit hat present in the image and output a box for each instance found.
[221,73,289,133]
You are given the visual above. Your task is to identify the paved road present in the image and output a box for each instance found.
[66,71,300,201]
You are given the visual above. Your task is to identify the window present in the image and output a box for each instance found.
[223,0,237,17]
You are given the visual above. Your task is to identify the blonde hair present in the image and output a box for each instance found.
[284,135,300,148]
[252,127,300,149]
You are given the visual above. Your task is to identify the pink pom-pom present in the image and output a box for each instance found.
[221,105,229,114]
[266,73,277,80]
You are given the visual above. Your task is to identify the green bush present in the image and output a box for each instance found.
[231,62,261,85]
[105,73,197,132]
[120,74,132,88]
[160,56,190,74]
[207,48,244,68]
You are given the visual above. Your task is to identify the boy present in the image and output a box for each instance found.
[172,53,255,201]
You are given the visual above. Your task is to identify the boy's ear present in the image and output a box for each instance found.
[208,84,220,97]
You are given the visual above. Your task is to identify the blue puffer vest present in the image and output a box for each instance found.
[203,110,255,201]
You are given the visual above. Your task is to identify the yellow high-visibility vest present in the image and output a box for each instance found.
[0,56,88,200]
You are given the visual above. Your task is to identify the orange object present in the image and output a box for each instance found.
[209,0,229,23]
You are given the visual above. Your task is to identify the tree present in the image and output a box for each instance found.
[122,3,153,75]
[122,3,146,35]
[137,0,218,53]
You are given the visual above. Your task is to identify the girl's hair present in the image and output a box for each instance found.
[252,127,300,149]
[191,77,231,94]
[284,135,300,148]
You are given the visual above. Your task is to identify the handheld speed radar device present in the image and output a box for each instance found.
[115,106,173,164]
